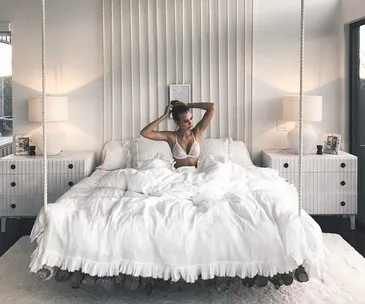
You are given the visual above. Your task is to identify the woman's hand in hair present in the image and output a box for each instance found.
[163,104,172,117]
[140,105,174,141]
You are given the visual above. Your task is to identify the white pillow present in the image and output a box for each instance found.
[130,138,174,169]
[229,140,253,167]
[199,138,230,162]
[98,140,132,171]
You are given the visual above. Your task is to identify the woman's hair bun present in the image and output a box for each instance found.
[170,100,190,122]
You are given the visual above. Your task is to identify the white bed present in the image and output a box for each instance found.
[29,138,325,283]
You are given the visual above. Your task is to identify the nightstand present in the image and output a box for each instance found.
[0,151,96,232]
[262,150,358,230]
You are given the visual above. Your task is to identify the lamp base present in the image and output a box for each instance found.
[32,124,65,156]
[287,124,317,154]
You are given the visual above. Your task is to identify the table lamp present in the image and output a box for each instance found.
[29,96,68,155]
[282,95,322,154]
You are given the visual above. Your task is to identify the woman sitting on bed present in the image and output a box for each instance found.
[140,101,214,168]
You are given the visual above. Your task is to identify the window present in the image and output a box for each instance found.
[0,33,12,140]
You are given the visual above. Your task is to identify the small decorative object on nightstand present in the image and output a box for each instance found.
[316,145,323,155]
[262,150,358,230]
[0,151,96,232]
[324,133,341,155]
[29,146,36,156]
[14,135,30,155]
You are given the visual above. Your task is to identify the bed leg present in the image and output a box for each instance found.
[350,215,356,230]
[1,217,6,233]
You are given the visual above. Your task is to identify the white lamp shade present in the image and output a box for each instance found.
[29,96,68,122]
[282,95,322,122]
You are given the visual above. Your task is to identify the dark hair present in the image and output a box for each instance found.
[171,100,190,122]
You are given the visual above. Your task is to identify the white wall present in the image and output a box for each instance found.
[252,0,344,164]
[0,0,103,154]
[342,0,365,23]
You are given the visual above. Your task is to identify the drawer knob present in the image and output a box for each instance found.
[341,163,346,168]
[340,201,346,207]
[283,163,289,168]
[68,164,74,169]
[10,164,16,170]
[11,182,16,187]
[68,181,74,187]
[340,181,346,186]
[10,203,16,209]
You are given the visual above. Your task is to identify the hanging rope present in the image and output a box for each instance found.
[41,0,48,211]
[298,0,305,217]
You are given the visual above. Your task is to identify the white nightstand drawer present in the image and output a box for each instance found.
[0,160,42,174]
[0,174,85,195]
[0,195,59,217]
[0,175,43,195]
[269,158,357,173]
[263,150,357,173]
[47,174,85,194]
[0,152,95,175]
[282,172,357,194]
[303,193,357,215]
[0,159,88,174]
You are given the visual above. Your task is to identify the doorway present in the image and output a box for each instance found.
[349,19,365,224]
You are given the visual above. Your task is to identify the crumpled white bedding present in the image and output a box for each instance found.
[29,156,325,283]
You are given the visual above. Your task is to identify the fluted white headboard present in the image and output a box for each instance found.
[101,0,253,154]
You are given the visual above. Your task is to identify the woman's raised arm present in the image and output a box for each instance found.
[140,105,172,141]
[188,102,215,135]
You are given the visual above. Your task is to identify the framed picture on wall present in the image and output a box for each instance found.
[169,84,191,104]
[323,133,341,155]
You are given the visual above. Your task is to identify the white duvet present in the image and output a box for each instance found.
[29,156,325,282]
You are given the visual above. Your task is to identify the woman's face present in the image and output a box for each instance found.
[176,111,193,131]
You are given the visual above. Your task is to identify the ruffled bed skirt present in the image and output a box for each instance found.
[30,237,324,283]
